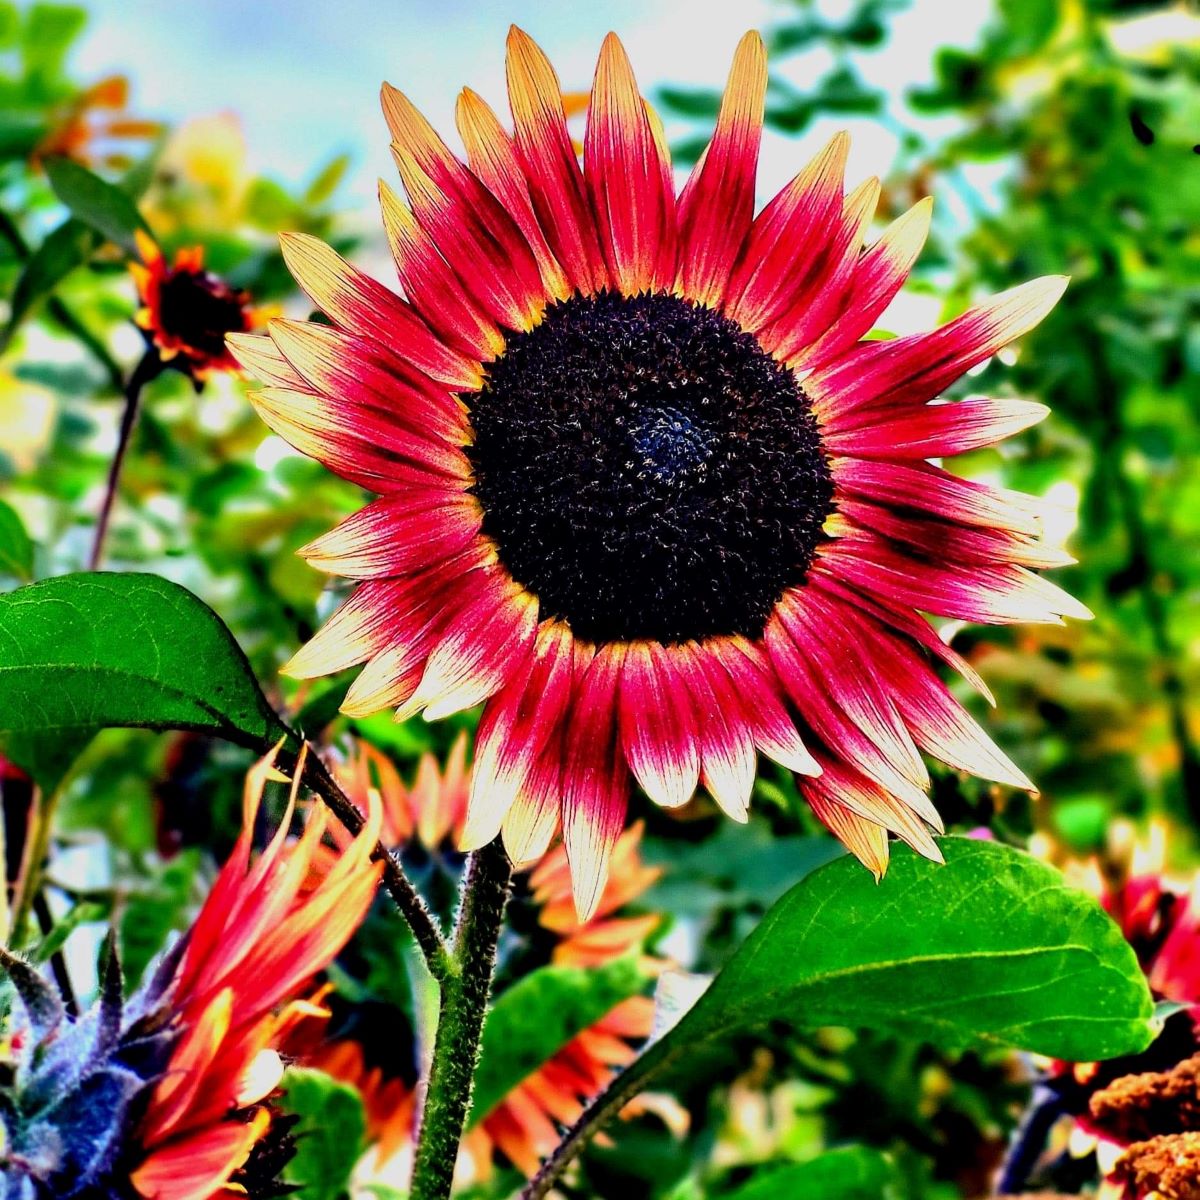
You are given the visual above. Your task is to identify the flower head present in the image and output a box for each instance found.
[230,28,1082,917]
[131,747,384,1199]
[132,229,266,381]
[0,747,382,1200]
[1016,843,1200,1191]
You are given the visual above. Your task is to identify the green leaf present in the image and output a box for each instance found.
[0,574,288,770]
[470,956,646,1127]
[21,5,86,95]
[719,1147,900,1200]
[0,728,92,794]
[609,839,1155,1114]
[43,157,148,253]
[278,1067,367,1200]
[2,218,99,349]
[0,500,34,582]
[304,153,351,207]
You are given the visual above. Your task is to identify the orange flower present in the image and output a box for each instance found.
[339,730,469,849]
[309,739,671,1183]
[33,74,162,170]
[531,821,662,968]
[130,230,269,380]
[130,747,384,1200]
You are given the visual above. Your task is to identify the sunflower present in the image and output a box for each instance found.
[296,738,669,1186]
[132,229,267,381]
[229,28,1083,918]
[131,747,383,1199]
[0,749,381,1200]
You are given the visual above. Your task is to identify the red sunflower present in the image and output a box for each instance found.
[229,28,1083,917]
[132,230,267,380]
[131,748,383,1199]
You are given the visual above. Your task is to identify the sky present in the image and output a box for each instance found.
[73,0,994,214]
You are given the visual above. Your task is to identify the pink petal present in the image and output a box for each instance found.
[277,232,481,390]
[724,132,849,333]
[584,34,676,295]
[809,276,1068,423]
[378,179,505,362]
[249,386,470,492]
[762,177,880,362]
[382,83,548,332]
[268,318,467,443]
[455,87,571,302]
[283,580,410,679]
[397,570,539,721]
[506,26,609,295]
[617,641,699,809]
[674,32,767,308]
[297,493,482,579]
[824,398,1050,457]
[463,621,579,849]
[795,196,934,369]
[675,643,756,822]
[563,644,630,920]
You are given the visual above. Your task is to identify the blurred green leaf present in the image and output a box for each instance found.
[1,217,99,348]
[0,574,288,774]
[470,956,646,1127]
[0,499,34,582]
[996,0,1059,55]
[1,728,92,793]
[43,156,148,253]
[119,849,202,990]
[718,1146,900,1200]
[278,1067,367,1200]
[21,5,86,97]
[30,900,105,964]
[304,152,350,207]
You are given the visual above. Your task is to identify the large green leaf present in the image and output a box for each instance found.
[43,156,148,254]
[470,956,646,1128]
[278,1067,367,1200]
[0,573,287,780]
[609,840,1155,1114]
[719,1147,900,1200]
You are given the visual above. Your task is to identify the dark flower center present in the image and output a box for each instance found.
[465,291,833,645]
[157,269,248,359]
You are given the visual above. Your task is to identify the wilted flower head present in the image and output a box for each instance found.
[132,230,266,382]
[1013,842,1200,1193]
[0,747,382,1200]
[231,28,1082,917]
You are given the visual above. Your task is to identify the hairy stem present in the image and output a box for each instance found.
[299,748,453,984]
[88,350,161,570]
[410,837,512,1200]
[520,1044,680,1200]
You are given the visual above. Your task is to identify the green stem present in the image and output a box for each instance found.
[519,1045,681,1200]
[9,781,63,948]
[88,349,160,570]
[410,837,512,1200]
